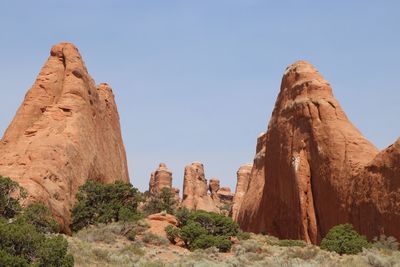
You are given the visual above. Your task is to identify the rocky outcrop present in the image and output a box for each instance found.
[350,139,400,240]
[0,43,129,232]
[181,162,218,212]
[236,132,267,226]
[148,163,173,195]
[231,163,253,221]
[172,187,181,204]
[217,187,234,204]
[209,178,221,205]
[145,213,178,239]
[237,61,381,244]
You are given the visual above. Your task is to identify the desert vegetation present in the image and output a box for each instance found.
[3,177,400,266]
[0,176,74,267]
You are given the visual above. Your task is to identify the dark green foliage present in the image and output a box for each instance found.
[165,225,180,244]
[175,207,190,227]
[321,224,371,255]
[180,221,208,247]
[278,239,306,247]
[0,249,28,267]
[0,176,26,219]
[17,203,60,234]
[127,230,136,241]
[143,187,177,215]
[191,235,232,252]
[171,209,238,252]
[187,210,239,237]
[71,180,142,231]
[37,235,74,267]
[0,220,73,266]
[213,236,233,252]
[0,178,73,266]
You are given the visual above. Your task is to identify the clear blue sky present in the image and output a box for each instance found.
[1,1,399,192]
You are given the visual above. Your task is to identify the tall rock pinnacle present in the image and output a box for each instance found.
[181,162,218,212]
[0,43,129,232]
[237,61,379,244]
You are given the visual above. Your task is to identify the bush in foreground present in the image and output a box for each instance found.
[0,176,26,219]
[166,209,243,252]
[71,180,142,231]
[0,212,73,266]
[321,224,371,255]
[143,187,177,215]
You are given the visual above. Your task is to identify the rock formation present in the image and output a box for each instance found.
[172,187,181,203]
[231,163,253,221]
[208,178,234,214]
[350,139,400,240]
[209,178,221,205]
[181,162,218,212]
[0,43,129,232]
[148,163,173,195]
[216,187,234,205]
[237,61,385,244]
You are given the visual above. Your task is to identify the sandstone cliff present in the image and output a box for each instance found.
[0,43,129,232]
[237,61,382,244]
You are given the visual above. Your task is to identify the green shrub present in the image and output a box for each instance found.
[174,209,239,252]
[213,236,232,252]
[278,239,306,247]
[180,221,208,246]
[190,235,232,252]
[127,230,136,241]
[71,180,142,231]
[0,219,73,266]
[187,210,239,236]
[0,176,26,219]
[143,187,177,215]
[18,203,60,234]
[176,207,190,227]
[37,235,74,267]
[0,249,28,267]
[321,224,371,255]
[165,225,180,244]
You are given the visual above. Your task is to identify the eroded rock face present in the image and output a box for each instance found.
[181,162,218,212]
[209,178,221,205]
[148,163,173,195]
[217,187,234,204]
[237,61,379,244]
[0,43,129,232]
[231,163,253,221]
[350,139,400,240]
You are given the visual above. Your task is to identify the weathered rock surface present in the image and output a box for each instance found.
[181,162,218,212]
[172,187,181,204]
[237,61,381,244]
[148,163,173,195]
[217,187,234,204]
[209,178,221,205]
[350,139,400,240]
[0,43,129,232]
[231,163,253,221]
[146,213,178,239]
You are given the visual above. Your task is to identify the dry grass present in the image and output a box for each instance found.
[67,225,400,267]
